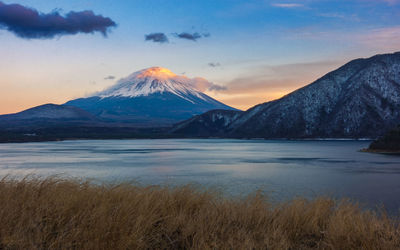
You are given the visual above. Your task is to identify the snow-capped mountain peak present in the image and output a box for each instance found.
[95,67,207,103]
[66,66,237,126]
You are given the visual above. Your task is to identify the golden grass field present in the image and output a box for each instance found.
[0,177,399,249]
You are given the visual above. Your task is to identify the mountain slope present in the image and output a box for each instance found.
[66,67,236,126]
[367,125,400,152]
[171,109,243,137]
[173,52,400,138]
[0,104,99,129]
[229,52,400,138]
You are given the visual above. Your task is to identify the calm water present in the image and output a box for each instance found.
[1,139,399,212]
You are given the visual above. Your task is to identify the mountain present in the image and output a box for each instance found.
[171,109,243,137]
[0,104,99,129]
[0,104,173,143]
[367,125,400,152]
[66,67,236,126]
[174,52,400,138]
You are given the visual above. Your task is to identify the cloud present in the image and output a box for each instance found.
[145,32,168,43]
[173,32,209,41]
[192,77,227,92]
[0,1,116,39]
[208,62,221,67]
[271,3,304,8]
[174,76,226,92]
[211,60,343,110]
[352,0,400,5]
[144,31,210,43]
[379,0,400,4]
[104,75,115,80]
[208,84,227,91]
[359,26,400,50]
[286,25,400,51]
[317,12,360,22]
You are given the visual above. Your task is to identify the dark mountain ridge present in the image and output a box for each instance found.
[175,52,400,139]
[171,109,243,137]
[367,125,400,152]
[0,104,99,129]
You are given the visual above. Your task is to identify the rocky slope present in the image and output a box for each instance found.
[171,109,242,137]
[175,52,400,138]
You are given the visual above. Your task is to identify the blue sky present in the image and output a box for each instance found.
[1,0,400,113]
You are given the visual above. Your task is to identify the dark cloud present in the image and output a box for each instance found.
[208,84,227,91]
[0,1,116,39]
[104,75,115,80]
[173,32,209,41]
[208,62,221,67]
[145,32,168,43]
[144,31,210,43]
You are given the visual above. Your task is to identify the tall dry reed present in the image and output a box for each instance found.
[0,176,398,249]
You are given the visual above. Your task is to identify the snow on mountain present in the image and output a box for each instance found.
[173,52,400,138]
[229,52,400,138]
[66,67,237,126]
[95,67,208,104]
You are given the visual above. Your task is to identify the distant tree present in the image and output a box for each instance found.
[369,125,400,151]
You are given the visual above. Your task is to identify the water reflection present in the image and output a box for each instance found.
[0,139,399,212]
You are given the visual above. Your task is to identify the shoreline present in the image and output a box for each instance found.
[0,136,374,144]
[360,148,400,155]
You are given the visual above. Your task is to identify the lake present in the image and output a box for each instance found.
[0,139,399,212]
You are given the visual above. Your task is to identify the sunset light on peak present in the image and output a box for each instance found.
[136,67,177,79]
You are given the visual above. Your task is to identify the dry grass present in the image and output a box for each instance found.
[0,177,399,249]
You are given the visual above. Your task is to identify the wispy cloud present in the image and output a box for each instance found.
[104,75,115,80]
[379,0,400,5]
[208,62,221,67]
[359,26,400,50]
[221,61,341,94]
[173,32,209,41]
[286,25,400,51]
[0,1,116,39]
[173,76,226,92]
[208,84,227,91]
[211,60,343,110]
[356,0,400,5]
[144,31,210,43]
[271,3,304,8]
[317,12,360,22]
[145,33,169,43]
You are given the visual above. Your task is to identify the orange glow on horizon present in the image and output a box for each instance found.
[0,85,296,115]
[0,66,314,115]
[208,91,292,111]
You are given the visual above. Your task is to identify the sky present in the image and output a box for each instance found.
[1,0,400,114]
